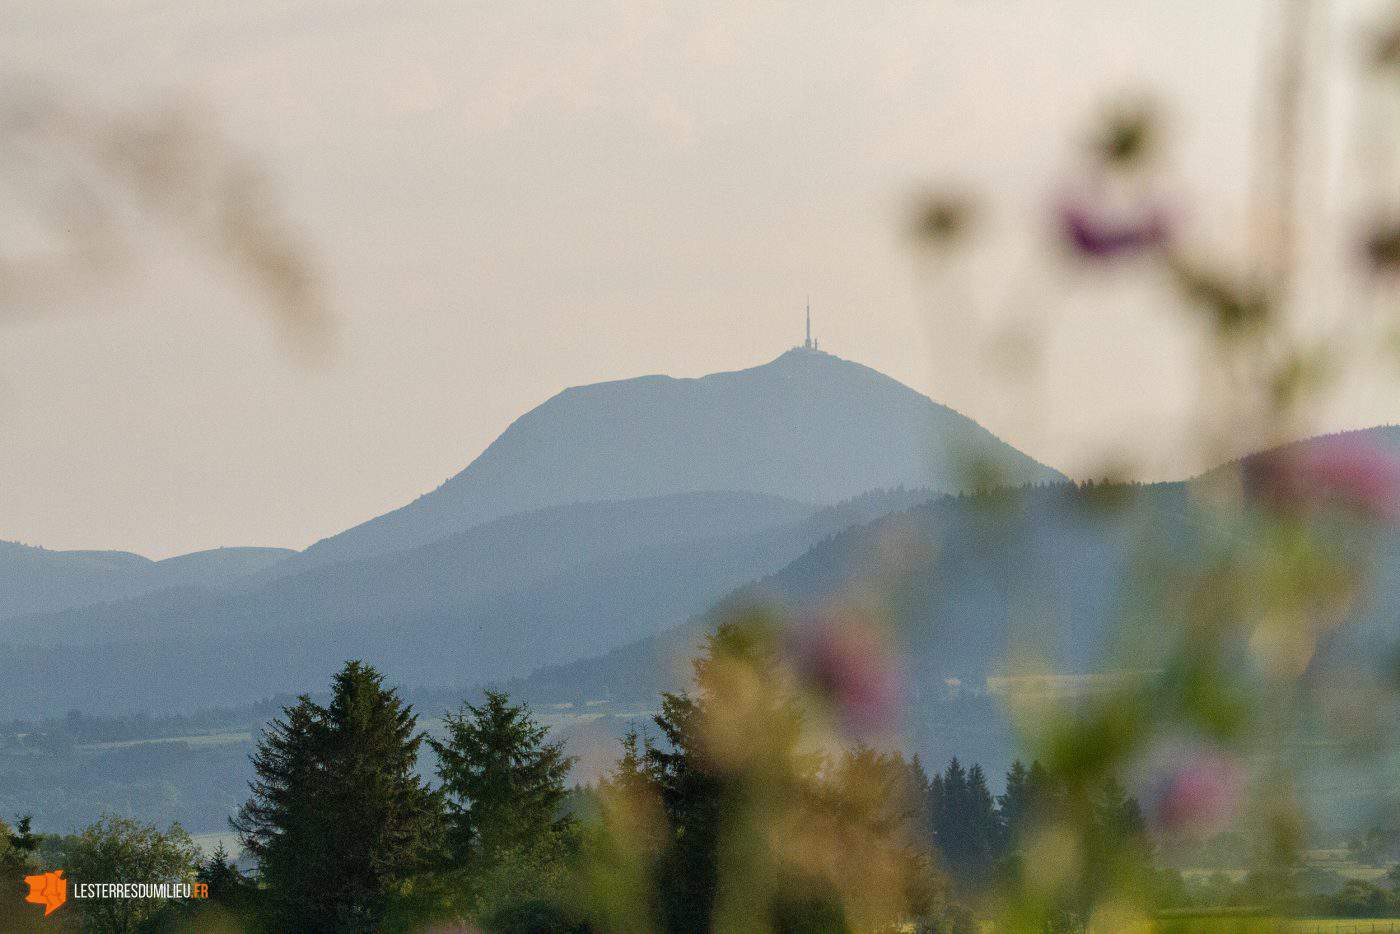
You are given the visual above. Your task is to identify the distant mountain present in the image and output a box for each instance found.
[509,425,1400,708]
[0,489,936,715]
[0,543,294,620]
[497,427,1400,826]
[503,483,1183,708]
[1202,424,1400,485]
[0,347,1063,714]
[287,348,1064,570]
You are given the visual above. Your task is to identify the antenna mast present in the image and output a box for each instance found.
[804,299,812,349]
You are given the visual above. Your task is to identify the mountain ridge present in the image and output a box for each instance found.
[0,543,294,620]
[283,348,1064,571]
[505,423,1400,709]
[0,488,940,714]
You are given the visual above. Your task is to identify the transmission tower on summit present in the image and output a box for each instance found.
[803,300,819,351]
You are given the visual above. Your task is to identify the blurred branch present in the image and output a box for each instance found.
[0,85,333,352]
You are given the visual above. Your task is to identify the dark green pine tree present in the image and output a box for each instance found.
[832,747,920,839]
[964,764,1000,881]
[232,661,442,933]
[193,842,252,918]
[1079,774,1150,911]
[230,696,322,926]
[906,754,933,847]
[7,816,37,856]
[932,759,1001,889]
[647,690,724,933]
[926,771,945,850]
[1025,760,1058,817]
[997,760,1031,856]
[646,622,836,934]
[430,689,574,872]
[933,757,968,874]
[601,727,652,801]
[1096,775,1146,843]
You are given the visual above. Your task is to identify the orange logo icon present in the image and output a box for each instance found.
[24,869,67,916]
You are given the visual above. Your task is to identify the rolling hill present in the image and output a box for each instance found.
[0,488,937,714]
[507,426,1400,711]
[0,543,294,620]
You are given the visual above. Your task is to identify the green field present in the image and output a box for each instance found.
[75,730,253,751]
[1277,923,1400,933]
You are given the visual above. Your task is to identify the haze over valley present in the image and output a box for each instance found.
[4,345,1397,838]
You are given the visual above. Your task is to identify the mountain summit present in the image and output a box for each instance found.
[301,348,1065,565]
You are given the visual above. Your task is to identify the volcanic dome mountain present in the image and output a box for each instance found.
[0,347,1068,715]
[297,347,1066,567]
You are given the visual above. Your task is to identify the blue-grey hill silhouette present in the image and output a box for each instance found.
[0,543,293,620]
[0,347,1063,715]
[285,347,1066,570]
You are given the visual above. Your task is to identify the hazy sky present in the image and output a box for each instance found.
[2,0,1396,558]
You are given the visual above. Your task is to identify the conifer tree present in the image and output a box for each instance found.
[933,757,968,873]
[1025,760,1058,816]
[926,770,945,848]
[232,660,441,932]
[1096,774,1146,843]
[603,728,650,800]
[965,764,1000,878]
[429,689,576,928]
[186,842,254,925]
[646,623,827,932]
[647,690,725,932]
[905,754,933,846]
[932,759,1001,889]
[430,690,574,871]
[997,760,1032,861]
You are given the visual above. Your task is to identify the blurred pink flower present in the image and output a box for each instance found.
[1145,747,1245,839]
[1245,437,1400,522]
[789,617,900,736]
[1059,199,1171,259]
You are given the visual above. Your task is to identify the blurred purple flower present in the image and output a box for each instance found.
[1145,747,1245,839]
[1059,198,1171,259]
[1245,437,1400,522]
[789,617,900,736]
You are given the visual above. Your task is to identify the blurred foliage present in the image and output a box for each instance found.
[14,2,1400,931]
[0,89,332,350]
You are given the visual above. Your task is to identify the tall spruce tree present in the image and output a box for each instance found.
[232,661,441,932]
[430,690,574,870]
[964,764,1000,880]
[1096,775,1146,843]
[646,623,834,933]
[429,689,576,928]
[932,759,1001,890]
[998,760,1030,853]
[932,757,967,874]
[926,770,945,850]
[647,689,725,932]
[1025,760,1058,817]
[196,843,252,915]
[907,754,933,844]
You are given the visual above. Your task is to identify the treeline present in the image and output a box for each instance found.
[0,627,1148,931]
[1159,864,1400,920]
